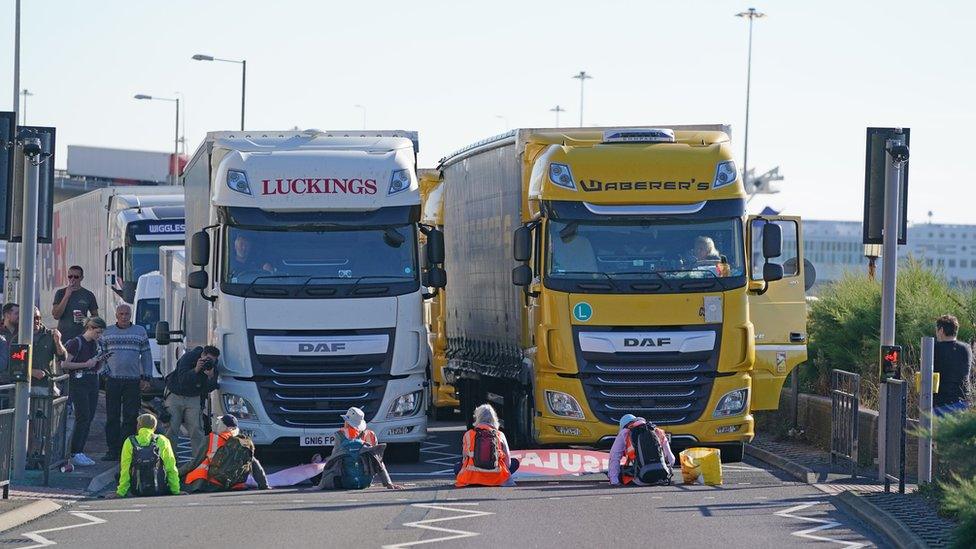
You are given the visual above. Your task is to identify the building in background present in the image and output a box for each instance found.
[803,220,976,289]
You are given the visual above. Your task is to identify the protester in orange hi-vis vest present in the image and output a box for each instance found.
[609,414,675,486]
[183,414,270,492]
[454,404,520,487]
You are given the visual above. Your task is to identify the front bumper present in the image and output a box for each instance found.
[214,374,429,446]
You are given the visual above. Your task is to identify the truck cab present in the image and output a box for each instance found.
[134,271,164,378]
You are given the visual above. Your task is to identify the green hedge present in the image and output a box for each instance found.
[933,410,976,548]
[806,258,975,408]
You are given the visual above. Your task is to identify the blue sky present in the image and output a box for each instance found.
[1,0,972,223]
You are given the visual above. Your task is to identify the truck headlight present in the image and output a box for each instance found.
[713,388,748,418]
[222,394,257,420]
[548,163,577,190]
[226,169,252,195]
[387,390,423,418]
[712,160,738,189]
[389,169,412,195]
[545,390,585,419]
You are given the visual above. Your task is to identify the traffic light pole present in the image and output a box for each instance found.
[12,137,41,479]
[877,133,908,481]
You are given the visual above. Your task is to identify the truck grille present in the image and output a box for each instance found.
[574,326,720,427]
[248,329,394,429]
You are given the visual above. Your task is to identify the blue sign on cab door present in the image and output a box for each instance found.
[573,302,593,322]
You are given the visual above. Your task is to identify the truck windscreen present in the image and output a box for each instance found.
[547,218,745,292]
[136,297,160,338]
[222,225,418,286]
[127,242,179,282]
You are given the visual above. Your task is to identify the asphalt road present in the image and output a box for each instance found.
[1,421,883,549]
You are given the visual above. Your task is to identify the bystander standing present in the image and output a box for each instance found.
[52,265,99,343]
[166,345,219,466]
[0,302,19,342]
[934,314,973,416]
[101,304,153,461]
[29,307,66,397]
[63,317,108,467]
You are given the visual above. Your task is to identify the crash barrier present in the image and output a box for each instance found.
[27,375,70,486]
[679,447,722,485]
[0,384,15,498]
[882,379,908,494]
[830,369,860,478]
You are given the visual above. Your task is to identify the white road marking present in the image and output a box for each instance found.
[18,510,141,549]
[775,502,868,548]
[419,440,459,474]
[383,503,494,549]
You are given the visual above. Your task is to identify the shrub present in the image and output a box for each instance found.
[806,258,975,410]
[941,475,976,549]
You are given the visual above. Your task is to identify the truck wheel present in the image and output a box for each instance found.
[721,443,744,463]
[507,388,534,449]
[387,442,421,463]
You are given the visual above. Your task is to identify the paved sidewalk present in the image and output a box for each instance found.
[748,435,956,548]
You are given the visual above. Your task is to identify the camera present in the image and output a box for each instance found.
[201,358,216,371]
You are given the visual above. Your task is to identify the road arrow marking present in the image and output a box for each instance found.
[775,502,868,548]
[383,503,494,548]
[18,510,140,549]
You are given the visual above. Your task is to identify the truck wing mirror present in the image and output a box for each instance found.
[426,228,445,265]
[512,264,532,286]
[762,222,782,259]
[187,269,217,303]
[514,226,532,262]
[122,281,137,304]
[425,266,447,289]
[191,231,210,267]
[156,321,171,346]
[763,262,784,283]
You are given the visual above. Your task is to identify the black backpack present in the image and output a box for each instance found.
[129,435,168,496]
[208,435,255,489]
[472,427,500,470]
[628,423,672,485]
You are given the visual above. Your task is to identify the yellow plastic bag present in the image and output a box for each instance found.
[679,447,723,486]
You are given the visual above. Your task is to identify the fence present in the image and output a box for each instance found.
[0,384,15,499]
[27,375,70,486]
[882,379,908,494]
[829,369,860,478]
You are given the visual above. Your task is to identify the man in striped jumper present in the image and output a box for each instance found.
[101,303,153,461]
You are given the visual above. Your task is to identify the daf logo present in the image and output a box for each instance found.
[623,337,672,348]
[298,342,347,353]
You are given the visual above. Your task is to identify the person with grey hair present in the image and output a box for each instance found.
[101,303,153,461]
[63,316,109,467]
[454,403,520,487]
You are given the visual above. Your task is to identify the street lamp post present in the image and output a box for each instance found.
[354,104,366,129]
[192,54,246,130]
[571,71,592,127]
[736,7,766,190]
[134,94,181,185]
[20,89,33,126]
[550,105,566,128]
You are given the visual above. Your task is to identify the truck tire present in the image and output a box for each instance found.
[387,442,421,463]
[506,387,534,449]
[721,443,744,463]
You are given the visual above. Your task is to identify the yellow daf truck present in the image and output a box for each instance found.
[437,126,808,460]
[419,169,458,418]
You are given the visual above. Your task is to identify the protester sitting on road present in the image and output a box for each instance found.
[183,414,270,492]
[63,317,109,467]
[934,314,973,417]
[117,413,181,498]
[454,404,520,487]
[310,406,402,490]
[608,414,675,486]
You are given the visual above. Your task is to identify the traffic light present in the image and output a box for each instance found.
[881,344,902,382]
[8,344,31,382]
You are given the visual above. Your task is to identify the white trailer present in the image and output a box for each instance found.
[157,245,186,378]
[162,129,446,462]
[37,186,184,326]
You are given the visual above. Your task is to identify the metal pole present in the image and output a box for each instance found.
[877,132,906,481]
[6,0,23,303]
[918,336,934,483]
[743,13,754,189]
[579,78,584,127]
[173,98,180,185]
[240,60,246,131]
[13,137,41,479]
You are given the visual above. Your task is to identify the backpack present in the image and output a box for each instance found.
[471,427,500,471]
[207,435,255,489]
[337,436,373,490]
[628,423,672,485]
[129,435,168,496]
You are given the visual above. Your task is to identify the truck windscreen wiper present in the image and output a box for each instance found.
[551,270,622,292]
[244,275,315,295]
[604,271,674,291]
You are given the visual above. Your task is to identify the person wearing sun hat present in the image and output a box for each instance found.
[310,406,402,490]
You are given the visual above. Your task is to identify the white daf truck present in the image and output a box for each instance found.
[158,130,445,461]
